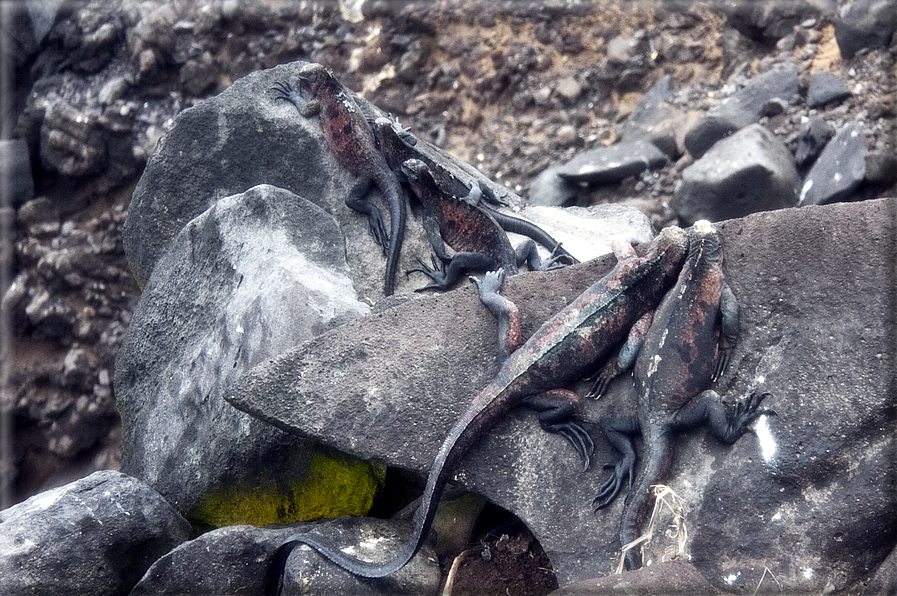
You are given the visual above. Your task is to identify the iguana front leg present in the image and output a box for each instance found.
[470,269,593,466]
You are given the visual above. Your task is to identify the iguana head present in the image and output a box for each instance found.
[400,158,428,183]
[297,62,334,94]
[688,220,722,265]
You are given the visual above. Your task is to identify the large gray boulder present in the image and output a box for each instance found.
[0,470,192,596]
[227,198,897,592]
[672,124,800,225]
[122,60,516,298]
[114,184,376,523]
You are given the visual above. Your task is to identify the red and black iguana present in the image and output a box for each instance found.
[273,63,407,296]
[265,225,690,594]
[592,220,776,570]
[400,158,571,290]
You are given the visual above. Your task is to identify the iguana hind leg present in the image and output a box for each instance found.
[593,414,640,511]
[523,389,594,470]
[345,177,389,256]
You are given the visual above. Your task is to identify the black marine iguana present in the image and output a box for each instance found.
[264,226,690,593]
[592,220,775,570]
[273,63,407,296]
[400,158,570,290]
[371,116,578,270]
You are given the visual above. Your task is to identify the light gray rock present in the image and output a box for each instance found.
[513,204,654,263]
[619,74,685,158]
[114,184,372,519]
[227,198,897,591]
[40,101,108,178]
[799,121,867,206]
[684,62,799,158]
[131,519,440,596]
[528,164,580,207]
[0,470,191,596]
[673,123,800,225]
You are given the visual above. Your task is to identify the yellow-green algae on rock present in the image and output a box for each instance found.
[189,451,385,528]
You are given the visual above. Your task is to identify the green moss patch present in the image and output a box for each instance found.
[189,451,385,528]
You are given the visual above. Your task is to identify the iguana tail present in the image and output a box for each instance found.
[382,177,407,296]
[618,430,675,571]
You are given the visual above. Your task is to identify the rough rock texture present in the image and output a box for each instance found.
[683,62,799,159]
[114,184,375,523]
[672,124,800,225]
[549,560,723,596]
[0,470,192,596]
[130,518,440,596]
[228,198,897,591]
[799,121,868,206]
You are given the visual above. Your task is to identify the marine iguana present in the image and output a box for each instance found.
[273,63,407,296]
[264,226,690,593]
[400,158,570,290]
[371,116,578,267]
[592,220,775,571]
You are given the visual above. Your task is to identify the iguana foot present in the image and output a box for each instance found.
[523,388,594,471]
[469,267,505,296]
[726,391,776,439]
[408,255,453,291]
[271,80,300,103]
[345,178,390,256]
[593,456,635,511]
[543,242,577,270]
[555,422,594,471]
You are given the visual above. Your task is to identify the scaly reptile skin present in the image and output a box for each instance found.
[372,116,578,274]
[274,63,407,296]
[265,226,689,593]
[593,220,775,570]
[401,158,569,290]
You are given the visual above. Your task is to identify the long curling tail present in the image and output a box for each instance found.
[382,180,407,296]
[619,431,674,571]
[265,388,508,595]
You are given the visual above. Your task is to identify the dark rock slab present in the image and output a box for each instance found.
[131,518,439,596]
[794,116,834,168]
[227,198,897,591]
[555,138,668,185]
[685,62,799,158]
[114,184,374,522]
[835,0,897,59]
[528,164,580,207]
[0,470,192,596]
[672,123,800,225]
[123,60,516,296]
[806,70,851,108]
[0,139,35,206]
[799,121,867,205]
[549,561,723,596]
